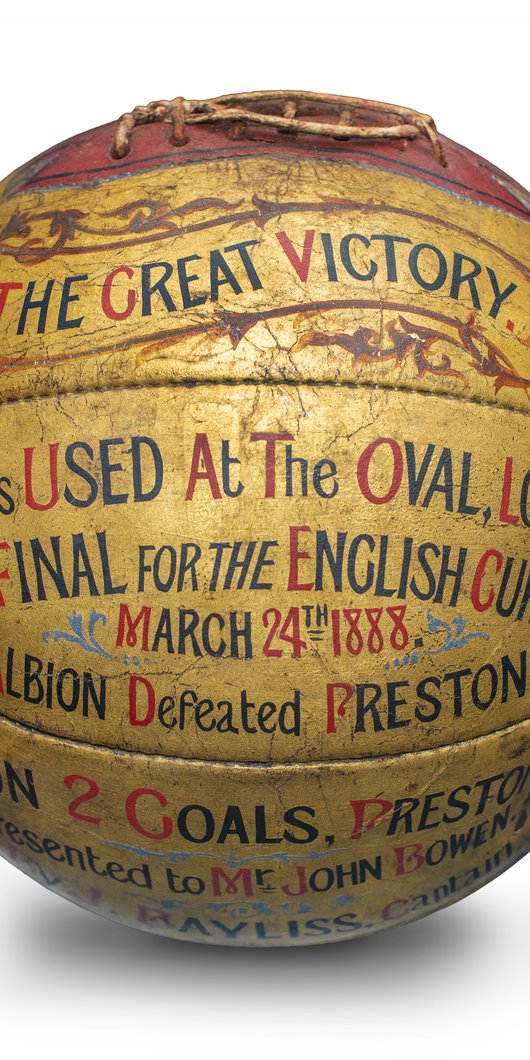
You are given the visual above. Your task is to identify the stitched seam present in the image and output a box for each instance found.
[0,377,529,417]
[22,147,530,222]
[0,709,528,769]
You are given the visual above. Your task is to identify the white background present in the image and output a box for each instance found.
[0,4,528,1059]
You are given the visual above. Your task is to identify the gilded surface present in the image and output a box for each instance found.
[0,156,528,944]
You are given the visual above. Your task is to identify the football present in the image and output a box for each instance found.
[0,91,528,945]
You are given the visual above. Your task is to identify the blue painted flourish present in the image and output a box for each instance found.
[423,609,489,655]
[42,608,113,659]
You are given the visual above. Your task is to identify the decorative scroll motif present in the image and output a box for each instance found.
[291,313,530,398]
[423,611,489,656]
[42,609,113,658]
[384,610,490,670]
[42,609,154,667]
[1,192,527,288]
[0,196,244,265]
